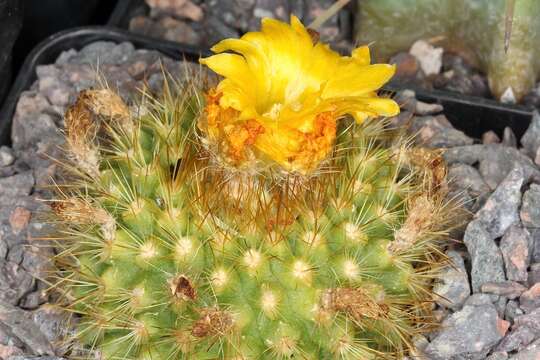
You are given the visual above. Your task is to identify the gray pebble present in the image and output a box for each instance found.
[505,300,525,323]
[31,306,71,347]
[433,250,470,310]
[519,283,540,313]
[481,281,527,300]
[0,172,34,201]
[529,263,540,286]
[464,220,506,293]
[483,130,501,144]
[520,184,540,228]
[474,166,524,239]
[448,163,490,198]
[425,303,509,360]
[520,111,540,160]
[500,225,531,282]
[444,144,486,165]
[508,338,540,359]
[0,261,35,306]
[478,145,536,190]
[0,301,54,356]
[464,293,497,307]
[70,41,135,66]
[0,147,15,167]
[411,114,474,148]
[532,230,540,263]
[414,100,444,115]
[513,307,540,332]
[487,352,508,360]
[502,127,517,148]
[496,325,537,353]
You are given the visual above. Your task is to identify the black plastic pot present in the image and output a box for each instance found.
[0,0,23,112]
[0,26,206,146]
[389,85,534,140]
[12,0,119,76]
[0,26,534,148]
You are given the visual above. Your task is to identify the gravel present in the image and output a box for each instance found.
[128,0,353,51]
[425,303,509,359]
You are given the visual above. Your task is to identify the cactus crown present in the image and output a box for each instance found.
[48,16,457,360]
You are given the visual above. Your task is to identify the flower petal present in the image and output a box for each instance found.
[322,64,396,98]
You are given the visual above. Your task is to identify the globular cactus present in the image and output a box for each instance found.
[49,16,457,359]
[356,0,540,103]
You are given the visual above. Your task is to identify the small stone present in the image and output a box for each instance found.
[129,16,162,37]
[481,281,528,300]
[505,300,525,323]
[521,111,540,159]
[409,40,443,76]
[159,16,202,45]
[519,283,540,313]
[483,130,501,144]
[390,52,420,79]
[433,250,470,310]
[425,304,508,360]
[496,325,537,352]
[529,263,540,286]
[487,352,508,360]
[394,89,417,113]
[500,87,517,104]
[478,145,536,190]
[474,166,524,239]
[0,261,35,305]
[0,301,54,356]
[520,184,540,228]
[464,220,506,293]
[509,338,540,359]
[513,307,540,332]
[8,207,31,235]
[500,225,531,282]
[410,114,473,148]
[448,163,490,197]
[502,127,517,147]
[0,146,15,167]
[532,230,540,263]
[146,0,204,21]
[0,345,23,359]
[32,305,71,347]
[73,41,135,66]
[414,100,444,116]
[444,144,486,165]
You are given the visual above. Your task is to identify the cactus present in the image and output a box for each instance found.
[49,16,457,359]
[356,0,540,103]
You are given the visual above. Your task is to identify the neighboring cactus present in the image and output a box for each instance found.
[356,0,540,103]
[49,16,457,359]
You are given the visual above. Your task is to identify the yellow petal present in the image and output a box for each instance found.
[322,64,396,98]
[341,97,400,122]
[200,53,252,88]
[352,46,371,66]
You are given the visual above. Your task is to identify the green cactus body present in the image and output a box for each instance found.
[49,79,454,359]
[356,0,540,102]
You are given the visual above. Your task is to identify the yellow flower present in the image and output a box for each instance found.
[200,15,399,174]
